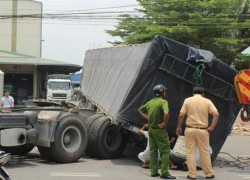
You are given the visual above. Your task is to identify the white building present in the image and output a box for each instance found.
[0,0,82,105]
[0,0,42,57]
[0,50,81,104]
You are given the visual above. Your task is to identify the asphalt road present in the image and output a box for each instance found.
[5,135,250,180]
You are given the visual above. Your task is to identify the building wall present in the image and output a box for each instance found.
[0,0,42,57]
[0,2,12,51]
[17,0,42,57]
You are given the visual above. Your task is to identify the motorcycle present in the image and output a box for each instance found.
[0,152,11,180]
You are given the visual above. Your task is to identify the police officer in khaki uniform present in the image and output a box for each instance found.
[139,84,176,179]
[176,86,219,179]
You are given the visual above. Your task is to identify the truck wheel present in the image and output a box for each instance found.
[49,115,88,163]
[87,116,128,159]
[37,146,54,161]
[0,144,34,156]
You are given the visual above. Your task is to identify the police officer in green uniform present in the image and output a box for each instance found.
[139,84,176,179]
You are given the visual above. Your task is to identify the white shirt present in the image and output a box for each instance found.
[1,96,14,108]
[138,131,160,162]
[196,146,213,167]
[143,131,150,157]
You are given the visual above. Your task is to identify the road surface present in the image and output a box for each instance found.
[5,135,250,180]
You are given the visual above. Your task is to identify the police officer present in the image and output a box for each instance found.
[176,86,219,179]
[139,84,176,179]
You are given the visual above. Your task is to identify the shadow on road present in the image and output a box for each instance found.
[5,151,87,169]
[110,142,143,166]
[5,152,57,169]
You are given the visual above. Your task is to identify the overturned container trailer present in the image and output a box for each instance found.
[82,35,241,160]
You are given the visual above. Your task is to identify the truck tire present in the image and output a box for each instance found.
[85,113,104,132]
[49,115,88,163]
[84,114,105,157]
[240,105,250,122]
[0,144,34,156]
[37,146,54,161]
[86,116,128,159]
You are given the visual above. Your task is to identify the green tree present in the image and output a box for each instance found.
[106,0,250,65]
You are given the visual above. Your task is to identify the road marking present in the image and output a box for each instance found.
[238,174,250,179]
[51,173,102,177]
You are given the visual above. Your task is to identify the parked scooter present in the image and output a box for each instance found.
[0,152,11,180]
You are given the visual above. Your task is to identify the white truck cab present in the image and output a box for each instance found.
[46,74,73,101]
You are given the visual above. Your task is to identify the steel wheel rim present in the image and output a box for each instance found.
[61,125,82,153]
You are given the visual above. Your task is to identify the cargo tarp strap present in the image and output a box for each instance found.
[192,64,205,85]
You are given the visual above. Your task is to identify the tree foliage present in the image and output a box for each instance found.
[106,0,250,65]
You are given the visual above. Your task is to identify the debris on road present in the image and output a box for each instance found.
[231,116,250,136]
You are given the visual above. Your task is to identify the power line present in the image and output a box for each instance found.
[0,19,248,29]
[0,10,248,17]
[0,5,246,19]
[0,0,243,20]
[0,1,248,28]
[0,1,239,12]
[1,14,249,22]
